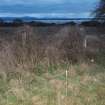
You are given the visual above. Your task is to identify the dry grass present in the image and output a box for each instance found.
[0,25,105,105]
[0,62,105,105]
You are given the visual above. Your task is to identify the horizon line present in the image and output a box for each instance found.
[0,17,105,20]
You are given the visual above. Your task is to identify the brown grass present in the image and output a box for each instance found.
[0,25,105,105]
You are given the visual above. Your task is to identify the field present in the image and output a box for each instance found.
[0,63,105,105]
[0,24,105,105]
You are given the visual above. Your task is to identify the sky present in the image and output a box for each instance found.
[0,0,99,18]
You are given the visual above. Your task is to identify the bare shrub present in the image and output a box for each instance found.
[0,39,16,72]
[0,25,84,72]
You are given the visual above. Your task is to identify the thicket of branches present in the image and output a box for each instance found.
[94,0,105,18]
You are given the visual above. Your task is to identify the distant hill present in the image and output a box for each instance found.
[0,17,38,22]
[0,17,95,23]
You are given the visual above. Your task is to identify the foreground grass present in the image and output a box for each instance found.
[0,63,105,105]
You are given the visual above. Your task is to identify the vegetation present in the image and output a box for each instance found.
[0,24,105,105]
[94,0,105,18]
[0,1,105,104]
[0,62,105,105]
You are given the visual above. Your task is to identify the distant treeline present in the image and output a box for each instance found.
[0,18,105,27]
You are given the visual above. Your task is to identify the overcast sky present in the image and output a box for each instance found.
[0,0,99,18]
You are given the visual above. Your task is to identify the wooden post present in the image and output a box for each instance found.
[66,70,68,97]
[84,38,87,48]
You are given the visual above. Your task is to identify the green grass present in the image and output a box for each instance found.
[0,63,105,105]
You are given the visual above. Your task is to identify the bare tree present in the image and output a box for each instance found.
[94,0,105,18]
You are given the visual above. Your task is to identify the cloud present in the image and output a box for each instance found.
[0,0,65,5]
[0,3,95,13]
[0,0,98,5]
[0,0,98,18]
